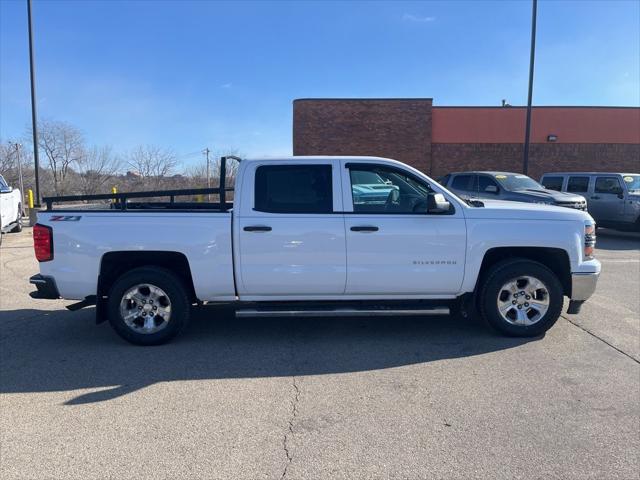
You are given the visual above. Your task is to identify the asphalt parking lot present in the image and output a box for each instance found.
[1,226,638,480]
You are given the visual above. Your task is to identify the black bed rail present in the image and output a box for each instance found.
[43,155,241,211]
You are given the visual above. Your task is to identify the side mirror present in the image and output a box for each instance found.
[484,185,499,194]
[427,193,450,213]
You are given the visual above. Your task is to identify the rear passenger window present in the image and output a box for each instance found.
[595,177,623,195]
[451,175,474,191]
[567,176,589,193]
[542,176,563,191]
[254,165,333,213]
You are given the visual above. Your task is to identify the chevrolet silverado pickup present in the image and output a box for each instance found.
[30,156,601,345]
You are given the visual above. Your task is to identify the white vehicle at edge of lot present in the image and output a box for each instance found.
[29,156,601,345]
[0,173,23,244]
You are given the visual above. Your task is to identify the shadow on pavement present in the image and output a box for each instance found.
[0,305,537,405]
[595,229,640,251]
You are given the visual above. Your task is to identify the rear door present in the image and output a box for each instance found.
[342,161,466,295]
[589,176,625,222]
[236,160,346,296]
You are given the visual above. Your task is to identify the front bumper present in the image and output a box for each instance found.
[571,271,600,301]
[29,274,60,299]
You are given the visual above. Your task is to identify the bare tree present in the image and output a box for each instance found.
[0,141,17,180]
[186,148,241,186]
[77,146,122,195]
[32,120,86,195]
[127,145,177,188]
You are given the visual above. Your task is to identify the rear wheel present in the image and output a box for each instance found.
[107,267,191,345]
[479,259,564,337]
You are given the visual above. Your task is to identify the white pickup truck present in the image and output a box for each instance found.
[0,173,23,244]
[30,156,600,345]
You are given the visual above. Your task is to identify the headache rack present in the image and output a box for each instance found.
[43,156,240,212]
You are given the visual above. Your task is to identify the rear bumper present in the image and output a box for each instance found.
[571,271,599,302]
[29,274,60,299]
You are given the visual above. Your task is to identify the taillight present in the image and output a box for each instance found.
[584,223,596,259]
[33,224,53,262]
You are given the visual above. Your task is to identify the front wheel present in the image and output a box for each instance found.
[107,267,191,345]
[479,259,564,337]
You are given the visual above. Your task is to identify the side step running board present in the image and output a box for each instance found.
[235,307,449,318]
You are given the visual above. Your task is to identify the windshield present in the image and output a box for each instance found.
[622,175,640,192]
[494,174,544,191]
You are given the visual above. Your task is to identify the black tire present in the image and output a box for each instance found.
[10,205,22,233]
[479,258,564,337]
[107,266,191,345]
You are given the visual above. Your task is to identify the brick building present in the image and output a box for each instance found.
[293,99,640,179]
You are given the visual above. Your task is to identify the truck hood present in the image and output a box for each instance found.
[513,188,586,203]
[464,199,593,222]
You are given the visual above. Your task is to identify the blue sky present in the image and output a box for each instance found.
[1,0,638,165]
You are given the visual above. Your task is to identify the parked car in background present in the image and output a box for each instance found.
[438,171,587,210]
[350,169,398,206]
[0,173,22,245]
[541,172,640,231]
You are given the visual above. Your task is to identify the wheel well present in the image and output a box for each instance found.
[98,251,198,303]
[477,247,572,297]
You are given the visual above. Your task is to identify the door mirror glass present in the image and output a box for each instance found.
[427,193,450,213]
[484,185,498,194]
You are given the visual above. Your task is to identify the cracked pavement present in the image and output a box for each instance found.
[1,227,639,479]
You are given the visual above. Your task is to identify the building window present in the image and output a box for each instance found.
[254,165,333,213]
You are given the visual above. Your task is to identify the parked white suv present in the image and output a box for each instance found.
[0,174,22,245]
[30,156,600,345]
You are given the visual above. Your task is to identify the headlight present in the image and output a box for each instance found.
[584,223,596,259]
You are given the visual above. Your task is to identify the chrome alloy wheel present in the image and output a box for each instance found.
[119,283,172,334]
[496,276,550,326]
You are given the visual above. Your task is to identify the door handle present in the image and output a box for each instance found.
[350,226,379,232]
[590,196,600,200]
[243,225,272,232]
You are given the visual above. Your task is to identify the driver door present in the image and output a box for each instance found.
[342,161,466,296]
[590,176,625,222]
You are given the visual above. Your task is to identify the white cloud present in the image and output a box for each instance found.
[402,13,436,23]
[220,83,233,89]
